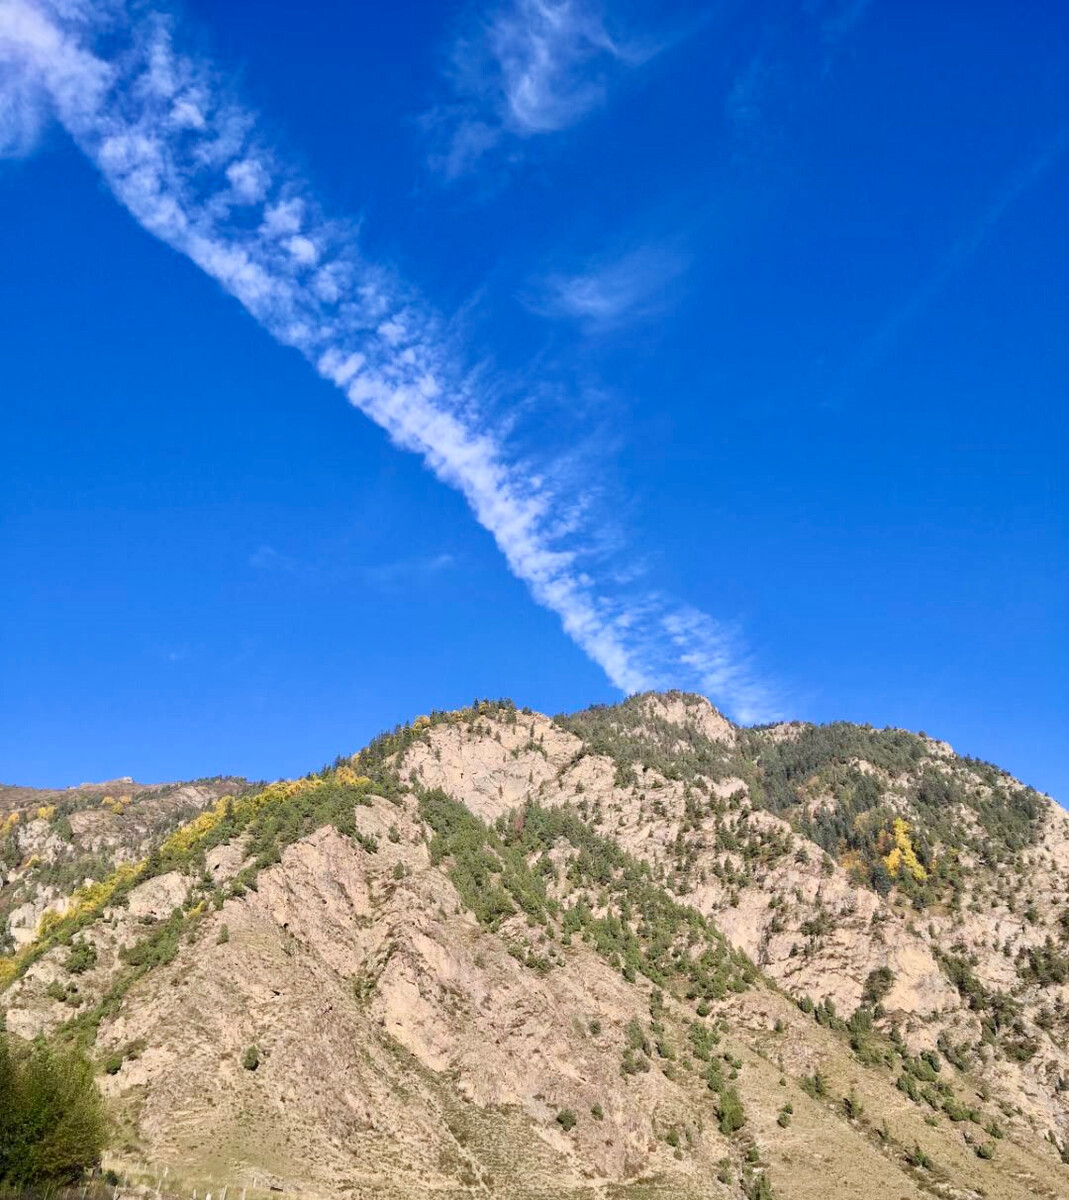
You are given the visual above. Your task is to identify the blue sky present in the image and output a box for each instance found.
[1,0,1066,799]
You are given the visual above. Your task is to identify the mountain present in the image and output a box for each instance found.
[2,694,1068,1199]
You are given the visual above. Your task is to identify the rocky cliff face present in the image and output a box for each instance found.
[2,695,1067,1199]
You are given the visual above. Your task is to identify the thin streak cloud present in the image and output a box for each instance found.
[364,553,457,588]
[839,129,1069,397]
[0,0,779,722]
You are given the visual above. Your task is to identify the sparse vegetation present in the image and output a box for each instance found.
[418,789,755,1000]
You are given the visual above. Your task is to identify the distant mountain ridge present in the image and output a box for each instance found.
[2,694,1067,1199]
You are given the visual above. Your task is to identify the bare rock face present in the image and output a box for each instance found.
[7,891,69,948]
[404,712,580,822]
[126,872,189,921]
[639,692,738,747]
[3,694,1069,1198]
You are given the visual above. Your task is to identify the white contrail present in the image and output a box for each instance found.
[0,0,778,722]
[837,127,1069,399]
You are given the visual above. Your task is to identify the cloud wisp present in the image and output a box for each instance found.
[249,545,299,573]
[427,0,654,178]
[837,128,1069,399]
[530,242,687,330]
[0,43,49,156]
[364,553,457,589]
[816,0,875,47]
[0,0,778,723]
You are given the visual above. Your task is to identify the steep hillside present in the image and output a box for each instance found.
[406,697,1069,1136]
[2,696,1067,1199]
[0,776,246,954]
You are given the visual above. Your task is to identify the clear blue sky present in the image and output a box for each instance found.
[1,0,1066,799]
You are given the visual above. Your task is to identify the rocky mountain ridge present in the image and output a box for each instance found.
[2,693,1067,1199]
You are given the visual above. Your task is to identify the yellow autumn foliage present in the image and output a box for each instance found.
[333,764,372,789]
[36,805,56,822]
[1,767,372,993]
[58,862,144,928]
[883,817,927,882]
[839,849,862,873]
[1,812,21,838]
[156,774,348,862]
[36,909,64,939]
[158,799,230,859]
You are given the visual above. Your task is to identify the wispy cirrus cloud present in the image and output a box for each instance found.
[364,552,457,589]
[250,543,456,589]
[249,544,299,572]
[724,53,771,141]
[837,129,1069,399]
[530,242,687,330]
[815,0,875,46]
[0,48,49,156]
[426,0,655,179]
[0,0,779,722]
[725,2,874,153]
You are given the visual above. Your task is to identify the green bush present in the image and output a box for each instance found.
[65,939,97,976]
[242,1044,260,1071]
[800,1072,827,1099]
[0,1032,106,1185]
[743,1170,775,1199]
[906,1142,932,1169]
[717,1087,746,1134]
[861,966,894,1006]
[556,1108,577,1131]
